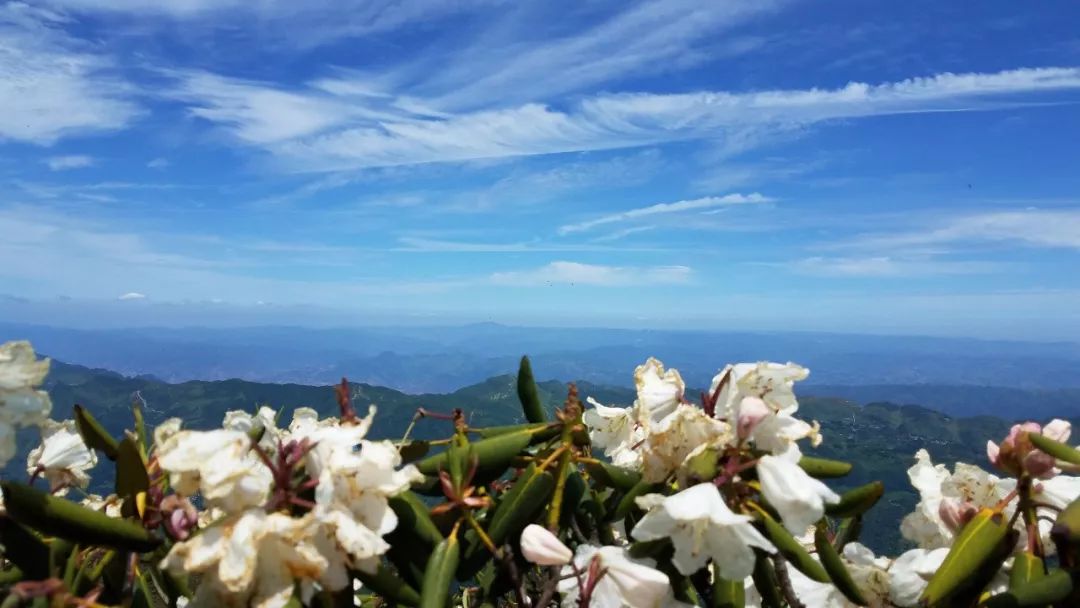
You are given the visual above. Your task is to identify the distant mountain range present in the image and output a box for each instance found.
[5,322,1080,393]
[9,356,1068,555]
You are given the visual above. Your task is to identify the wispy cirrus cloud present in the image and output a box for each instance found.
[490,261,691,286]
[0,3,140,144]
[838,208,1080,252]
[788,256,1003,277]
[163,66,1080,172]
[558,193,770,235]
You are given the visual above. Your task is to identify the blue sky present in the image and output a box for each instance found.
[2,0,1080,338]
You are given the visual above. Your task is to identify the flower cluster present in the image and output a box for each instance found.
[5,339,1080,608]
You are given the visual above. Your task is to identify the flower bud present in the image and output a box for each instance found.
[988,419,1072,478]
[937,497,977,532]
[520,524,572,566]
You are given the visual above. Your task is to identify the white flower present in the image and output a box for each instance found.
[224,406,281,450]
[736,396,821,455]
[757,448,840,534]
[582,397,644,469]
[0,341,52,466]
[633,357,685,424]
[842,543,893,607]
[639,404,730,483]
[80,493,124,518]
[161,509,326,608]
[154,417,183,448]
[631,483,774,579]
[26,419,97,495]
[289,407,422,592]
[711,362,808,419]
[157,429,272,514]
[557,545,670,608]
[520,524,572,566]
[900,450,1015,549]
[888,547,949,607]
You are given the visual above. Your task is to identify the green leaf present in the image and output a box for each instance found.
[919,508,1015,606]
[397,440,431,464]
[415,429,535,485]
[984,568,1073,607]
[117,436,151,511]
[613,479,664,520]
[833,515,863,550]
[388,492,444,549]
[1009,551,1045,589]
[757,510,830,584]
[131,393,149,457]
[814,524,867,606]
[751,551,783,608]
[1,482,161,553]
[74,404,119,461]
[477,422,560,441]
[420,531,460,608]
[798,456,852,478]
[0,517,50,580]
[516,355,547,423]
[711,563,746,608]
[1029,432,1080,465]
[584,460,641,492]
[355,563,421,606]
[825,482,884,518]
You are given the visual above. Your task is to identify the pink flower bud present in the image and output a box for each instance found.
[520,524,572,566]
[737,397,772,440]
[987,420,1072,478]
[938,498,977,532]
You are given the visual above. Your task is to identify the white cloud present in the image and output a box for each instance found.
[167,66,1080,172]
[490,261,692,286]
[558,193,770,235]
[146,157,170,169]
[0,3,141,144]
[841,209,1080,252]
[789,256,1001,277]
[45,155,95,171]
[118,291,146,300]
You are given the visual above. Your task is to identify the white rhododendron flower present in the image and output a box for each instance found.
[520,524,573,566]
[631,483,774,580]
[223,406,281,449]
[711,362,808,418]
[288,407,422,592]
[26,418,97,494]
[157,429,273,514]
[842,543,893,607]
[757,448,840,534]
[0,341,53,466]
[639,404,730,483]
[80,493,124,518]
[900,449,1015,549]
[633,357,685,424]
[582,397,644,469]
[888,547,949,607]
[161,509,326,608]
[557,545,670,608]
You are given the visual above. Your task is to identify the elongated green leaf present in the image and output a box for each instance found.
[397,440,430,464]
[798,456,852,478]
[388,492,444,549]
[0,517,49,580]
[478,422,558,440]
[751,551,783,608]
[1029,432,1080,465]
[1,481,160,553]
[814,525,867,606]
[833,515,863,550]
[355,563,421,606]
[517,355,547,423]
[758,511,830,583]
[920,508,1015,606]
[584,460,641,491]
[415,430,535,484]
[1009,552,1045,589]
[486,467,555,546]
[131,393,149,457]
[985,567,1073,607]
[826,482,884,518]
[711,563,745,608]
[74,404,119,460]
[420,532,460,608]
[116,435,149,500]
[613,479,664,520]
